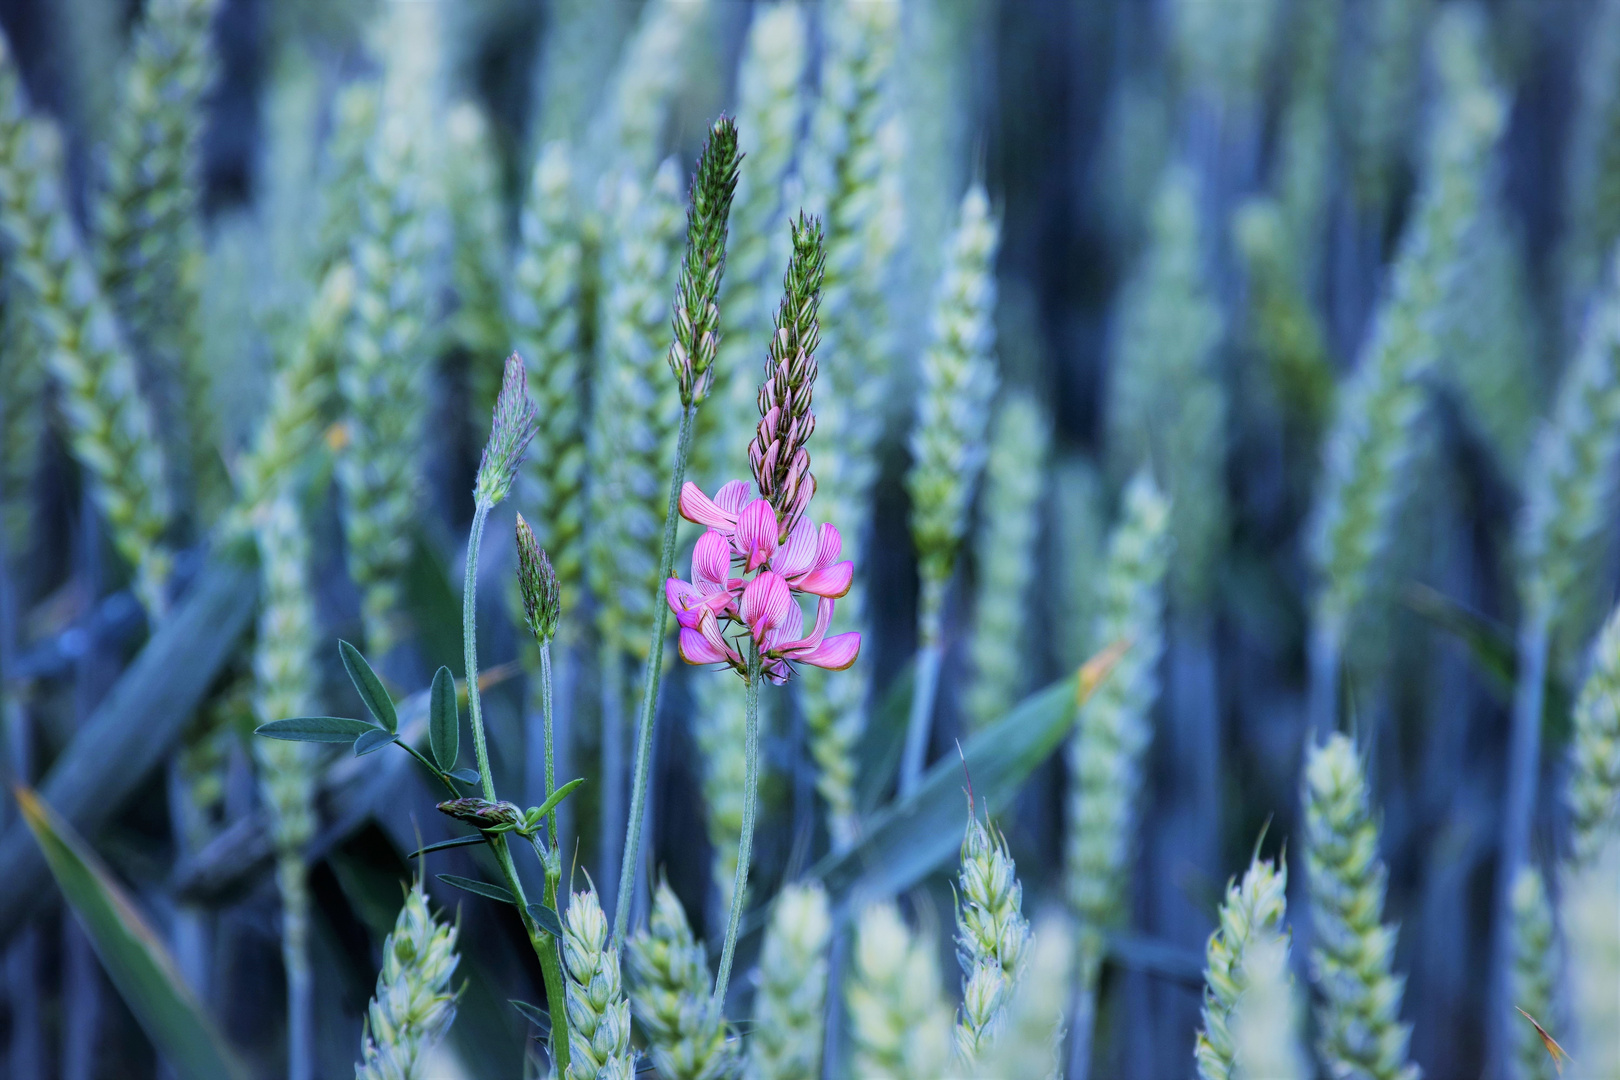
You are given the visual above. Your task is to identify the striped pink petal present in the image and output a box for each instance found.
[793,560,853,599]
[692,529,733,592]
[771,517,819,578]
[679,626,732,666]
[735,499,780,572]
[795,631,861,671]
[740,571,792,644]
[679,482,740,530]
[714,479,752,516]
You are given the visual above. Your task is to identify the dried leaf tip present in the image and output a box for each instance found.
[516,513,561,645]
[475,353,538,507]
[750,212,826,539]
[668,115,743,406]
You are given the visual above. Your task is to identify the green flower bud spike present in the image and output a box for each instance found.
[517,513,562,647]
[475,353,539,510]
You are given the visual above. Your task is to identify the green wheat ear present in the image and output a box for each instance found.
[1194,850,1288,1080]
[561,887,635,1080]
[846,902,953,1080]
[966,391,1052,730]
[1106,164,1226,613]
[1570,603,1620,862]
[93,0,225,524]
[355,882,460,1080]
[0,36,173,616]
[976,915,1072,1080]
[1302,735,1419,1080]
[954,813,1031,1063]
[747,882,831,1080]
[627,879,733,1080]
[1508,867,1561,1080]
[1229,927,1310,1080]
[1066,470,1171,975]
[1560,830,1620,1072]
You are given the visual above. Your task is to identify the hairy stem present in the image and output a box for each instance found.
[541,641,558,844]
[713,639,763,1010]
[614,404,696,941]
[463,500,570,1074]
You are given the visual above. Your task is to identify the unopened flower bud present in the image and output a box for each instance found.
[436,797,523,829]
[516,513,561,644]
[474,354,538,508]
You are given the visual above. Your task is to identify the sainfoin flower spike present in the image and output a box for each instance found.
[666,483,859,684]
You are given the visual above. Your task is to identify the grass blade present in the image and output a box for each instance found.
[15,787,248,1080]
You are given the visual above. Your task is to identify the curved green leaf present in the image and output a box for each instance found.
[409,834,487,859]
[510,999,552,1038]
[531,778,585,824]
[429,666,459,772]
[525,902,565,939]
[16,787,249,1080]
[353,728,397,756]
[339,639,397,733]
[437,873,516,905]
[255,716,377,743]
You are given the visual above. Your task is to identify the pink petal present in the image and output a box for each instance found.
[812,523,843,570]
[775,596,806,645]
[714,479,753,516]
[692,529,733,591]
[735,499,780,572]
[678,627,732,666]
[665,578,705,629]
[795,631,861,671]
[794,561,854,599]
[679,483,738,530]
[741,572,792,640]
[772,517,819,579]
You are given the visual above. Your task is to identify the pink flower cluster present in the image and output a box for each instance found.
[665,480,860,684]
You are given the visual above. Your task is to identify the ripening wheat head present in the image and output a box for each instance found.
[562,887,635,1080]
[966,392,1052,730]
[1570,603,1620,861]
[974,914,1072,1080]
[907,184,1001,613]
[1194,851,1288,1080]
[587,159,686,660]
[1310,4,1504,649]
[1229,927,1310,1080]
[748,882,831,1080]
[356,883,460,1080]
[846,902,952,1080]
[0,35,173,615]
[954,813,1032,1063]
[1106,164,1226,612]
[1302,734,1420,1080]
[1066,470,1171,972]
[628,879,734,1080]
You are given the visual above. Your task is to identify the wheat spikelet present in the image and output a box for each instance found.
[845,902,952,1080]
[595,0,710,173]
[561,887,636,1080]
[92,0,223,519]
[355,883,460,1080]
[1065,470,1170,974]
[586,160,686,660]
[746,882,830,1080]
[976,914,1070,1080]
[627,879,734,1080]
[1194,852,1288,1080]
[1302,734,1420,1080]
[1570,604,1620,861]
[966,392,1051,729]
[1107,165,1225,612]
[0,38,173,614]
[954,814,1031,1062]
[1507,867,1560,1080]
[1229,928,1310,1080]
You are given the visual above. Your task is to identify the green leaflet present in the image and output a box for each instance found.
[437,874,517,906]
[429,665,459,772]
[256,716,379,743]
[16,787,249,1080]
[339,640,398,733]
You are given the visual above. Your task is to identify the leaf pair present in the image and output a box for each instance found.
[256,643,466,776]
[435,874,566,939]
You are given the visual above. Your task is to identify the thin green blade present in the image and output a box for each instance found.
[15,787,248,1080]
[339,639,398,733]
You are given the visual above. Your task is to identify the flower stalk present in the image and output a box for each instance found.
[613,118,741,942]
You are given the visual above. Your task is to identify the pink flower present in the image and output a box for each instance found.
[667,479,861,683]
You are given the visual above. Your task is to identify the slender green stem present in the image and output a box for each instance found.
[900,577,947,796]
[712,638,762,1010]
[463,499,569,1075]
[397,740,461,799]
[540,641,558,846]
[613,404,696,941]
